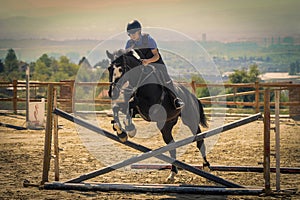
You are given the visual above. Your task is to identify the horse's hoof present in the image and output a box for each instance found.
[165,172,176,183]
[203,162,211,169]
[119,136,128,143]
[165,176,175,183]
[128,128,137,138]
[117,131,128,143]
[125,123,136,138]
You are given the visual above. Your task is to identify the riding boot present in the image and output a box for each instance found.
[165,80,185,110]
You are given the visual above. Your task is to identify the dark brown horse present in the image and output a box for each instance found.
[106,49,209,181]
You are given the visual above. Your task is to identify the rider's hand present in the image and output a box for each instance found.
[141,59,150,66]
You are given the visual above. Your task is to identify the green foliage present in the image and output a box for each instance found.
[229,64,260,83]
[228,64,261,104]
[282,37,294,45]
[191,74,224,99]
[0,49,81,82]
[0,59,4,73]
[5,49,18,72]
[288,61,300,75]
[191,74,209,98]
[3,49,21,81]
[52,56,79,81]
[32,59,51,81]
[31,54,80,81]
[38,54,52,67]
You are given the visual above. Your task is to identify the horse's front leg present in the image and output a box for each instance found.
[120,94,136,138]
[112,104,128,142]
[123,106,137,138]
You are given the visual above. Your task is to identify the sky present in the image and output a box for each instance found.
[0,0,300,42]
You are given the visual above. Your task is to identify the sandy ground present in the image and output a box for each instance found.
[0,111,299,200]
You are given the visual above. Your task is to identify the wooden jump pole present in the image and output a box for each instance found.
[43,182,263,195]
[41,84,54,184]
[130,164,300,174]
[263,89,271,194]
[54,108,242,187]
[53,108,261,187]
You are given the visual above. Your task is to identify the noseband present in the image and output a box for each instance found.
[109,55,133,95]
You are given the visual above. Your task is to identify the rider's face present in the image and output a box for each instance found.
[128,31,141,41]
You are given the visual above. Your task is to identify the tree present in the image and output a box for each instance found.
[228,64,261,104]
[57,56,79,77]
[4,49,20,81]
[289,61,300,75]
[0,59,4,73]
[229,64,260,84]
[32,60,51,81]
[248,64,260,82]
[38,54,52,68]
[48,56,79,81]
[289,62,296,75]
[5,49,18,72]
[282,36,294,45]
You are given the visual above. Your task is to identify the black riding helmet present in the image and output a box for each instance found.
[127,20,142,34]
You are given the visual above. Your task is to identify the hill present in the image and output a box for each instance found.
[1,39,299,73]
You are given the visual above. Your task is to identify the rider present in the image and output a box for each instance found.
[125,19,184,110]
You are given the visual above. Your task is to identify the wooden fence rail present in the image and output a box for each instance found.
[1,80,300,116]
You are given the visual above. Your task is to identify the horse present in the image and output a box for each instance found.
[106,49,209,181]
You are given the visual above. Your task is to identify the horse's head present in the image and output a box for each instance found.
[106,49,141,99]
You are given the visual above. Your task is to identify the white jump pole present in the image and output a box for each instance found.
[26,65,30,128]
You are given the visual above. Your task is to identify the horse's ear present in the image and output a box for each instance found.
[127,49,133,55]
[106,50,114,60]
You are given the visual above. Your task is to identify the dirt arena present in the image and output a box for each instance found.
[0,111,299,200]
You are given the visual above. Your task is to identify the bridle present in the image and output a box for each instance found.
[109,53,155,98]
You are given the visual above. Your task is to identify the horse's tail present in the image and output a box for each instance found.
[198,99,208,128]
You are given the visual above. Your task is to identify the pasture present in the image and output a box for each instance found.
[0,112,299,199]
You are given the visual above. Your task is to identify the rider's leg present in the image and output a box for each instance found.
[165,80,185,109]
[158,64,184,110]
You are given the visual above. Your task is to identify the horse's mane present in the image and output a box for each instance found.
[113,49,128,58]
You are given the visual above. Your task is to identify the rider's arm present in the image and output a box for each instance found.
[142,48,160,66]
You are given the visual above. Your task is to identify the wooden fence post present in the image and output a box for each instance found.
[190,80,196,95]
[255,81,260,113]
[42,84,54,184]
[275,90,280,192]
[26,66,30,127]
[53,88,59,181]
[263,88,271,194]
[12,80,17,114]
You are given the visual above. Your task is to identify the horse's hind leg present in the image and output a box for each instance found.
[157,118,178,182]
[196,127,210,167]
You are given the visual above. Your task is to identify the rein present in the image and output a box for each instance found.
[112,55,156,96]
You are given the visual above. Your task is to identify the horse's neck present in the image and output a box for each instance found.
[126,55,140,68]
